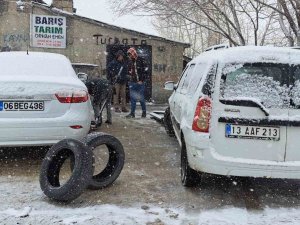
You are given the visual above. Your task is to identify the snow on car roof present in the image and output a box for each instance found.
[0,51,83,86]
[191,46,300,65]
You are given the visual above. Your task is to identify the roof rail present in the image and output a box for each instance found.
[204,44,230,52]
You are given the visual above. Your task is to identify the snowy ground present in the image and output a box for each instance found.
[1,106,300,224]
[1,191,300,225]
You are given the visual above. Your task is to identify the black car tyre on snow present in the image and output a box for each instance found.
[181,137,201,187]
[40,139,94,202]
[83,132,125,190]
[164,107,175,137]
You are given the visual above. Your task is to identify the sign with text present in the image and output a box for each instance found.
[30,14,66,49]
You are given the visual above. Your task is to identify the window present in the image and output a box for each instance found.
[176,66,189,91]
[220,63,289,108]
[180,64,195,93]
[201,64,217,96]
[187,63,208,95]
[290,66,300,107]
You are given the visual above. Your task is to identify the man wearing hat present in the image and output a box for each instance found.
[126,47,147,118]
[107,50,129,113]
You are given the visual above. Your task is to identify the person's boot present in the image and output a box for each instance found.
[125,113,135,118]
[115,107,121,113]
[105,120,112,125]
[122,107,129,113]
[141,111,146,118]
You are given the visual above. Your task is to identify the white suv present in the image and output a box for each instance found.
[164,46,300,186]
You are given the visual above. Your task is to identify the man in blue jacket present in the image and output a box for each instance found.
[107,50,129,113]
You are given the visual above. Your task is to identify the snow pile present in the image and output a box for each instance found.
[0,51,76,79]
[1,205,300,224]
[0,204,183,225]
[196,46,300,65]
[0,52,86,93]
[195,207,300,225]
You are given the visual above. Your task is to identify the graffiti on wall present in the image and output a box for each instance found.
[93,34,147,46]
[1,33,30,51]
[154,64,167,73]
[3,33,29,43]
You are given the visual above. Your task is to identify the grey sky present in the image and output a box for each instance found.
[43,0,158,35]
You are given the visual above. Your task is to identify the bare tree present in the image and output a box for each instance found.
[109,0,281,56]
[253,0,300,46]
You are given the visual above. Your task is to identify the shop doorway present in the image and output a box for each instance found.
[106,45,152,101]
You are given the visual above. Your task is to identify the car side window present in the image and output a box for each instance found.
[180,64,195,94]
[202,64,217,97]
[187,63,208,95]
[176,66,189,91]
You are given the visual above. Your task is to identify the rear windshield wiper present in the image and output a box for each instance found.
[220,97,270,116]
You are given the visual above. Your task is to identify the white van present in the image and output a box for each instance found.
[164,46,300,186]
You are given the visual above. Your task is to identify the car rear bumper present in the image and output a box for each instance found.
[184,128,300,179]
[0,114,91,147]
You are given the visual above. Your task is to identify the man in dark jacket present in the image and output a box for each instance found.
[107,50,129,113]
[85,78,112,125]
[125,47,147,118]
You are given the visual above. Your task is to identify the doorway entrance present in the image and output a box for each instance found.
[106,45,152,101]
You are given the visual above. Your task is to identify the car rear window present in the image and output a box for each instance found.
[219,63,298,108]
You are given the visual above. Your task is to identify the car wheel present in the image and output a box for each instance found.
[181,139,201,187]
[83,132,125,190]
[164,107,175,137]
[40,139,93,202]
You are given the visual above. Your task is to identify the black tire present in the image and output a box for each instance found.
[83,132,125,190]
[164,107,175,137]
[181,138,201,187]
[40,139,94,202]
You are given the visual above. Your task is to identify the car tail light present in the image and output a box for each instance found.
[192,97,212,132]
[55,90,88,103]
[70,125,83,129]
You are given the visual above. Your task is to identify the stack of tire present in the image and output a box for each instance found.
[39,132,125,202]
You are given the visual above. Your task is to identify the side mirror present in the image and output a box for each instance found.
[164,81,176,91]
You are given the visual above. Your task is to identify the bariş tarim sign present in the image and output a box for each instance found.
[30,14,67,49]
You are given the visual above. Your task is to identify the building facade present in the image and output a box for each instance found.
[0,0,189,103]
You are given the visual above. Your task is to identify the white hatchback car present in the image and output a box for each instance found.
[165,46,300,186]
[0,51,93,147]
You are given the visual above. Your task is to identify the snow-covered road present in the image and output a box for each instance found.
[1,106,300,225]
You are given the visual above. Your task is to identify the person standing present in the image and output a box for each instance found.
[107,50,129,113]
[126,47,147,118]
[85,78,113,126]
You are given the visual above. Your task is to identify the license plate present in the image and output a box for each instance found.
[225,124,280,141]
[0,101,44,111]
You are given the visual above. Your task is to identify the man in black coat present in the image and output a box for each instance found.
[85,78,112,125]
[125,47,148,118]
[107,50,129,113]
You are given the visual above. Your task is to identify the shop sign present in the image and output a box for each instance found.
[30,14,66,48]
